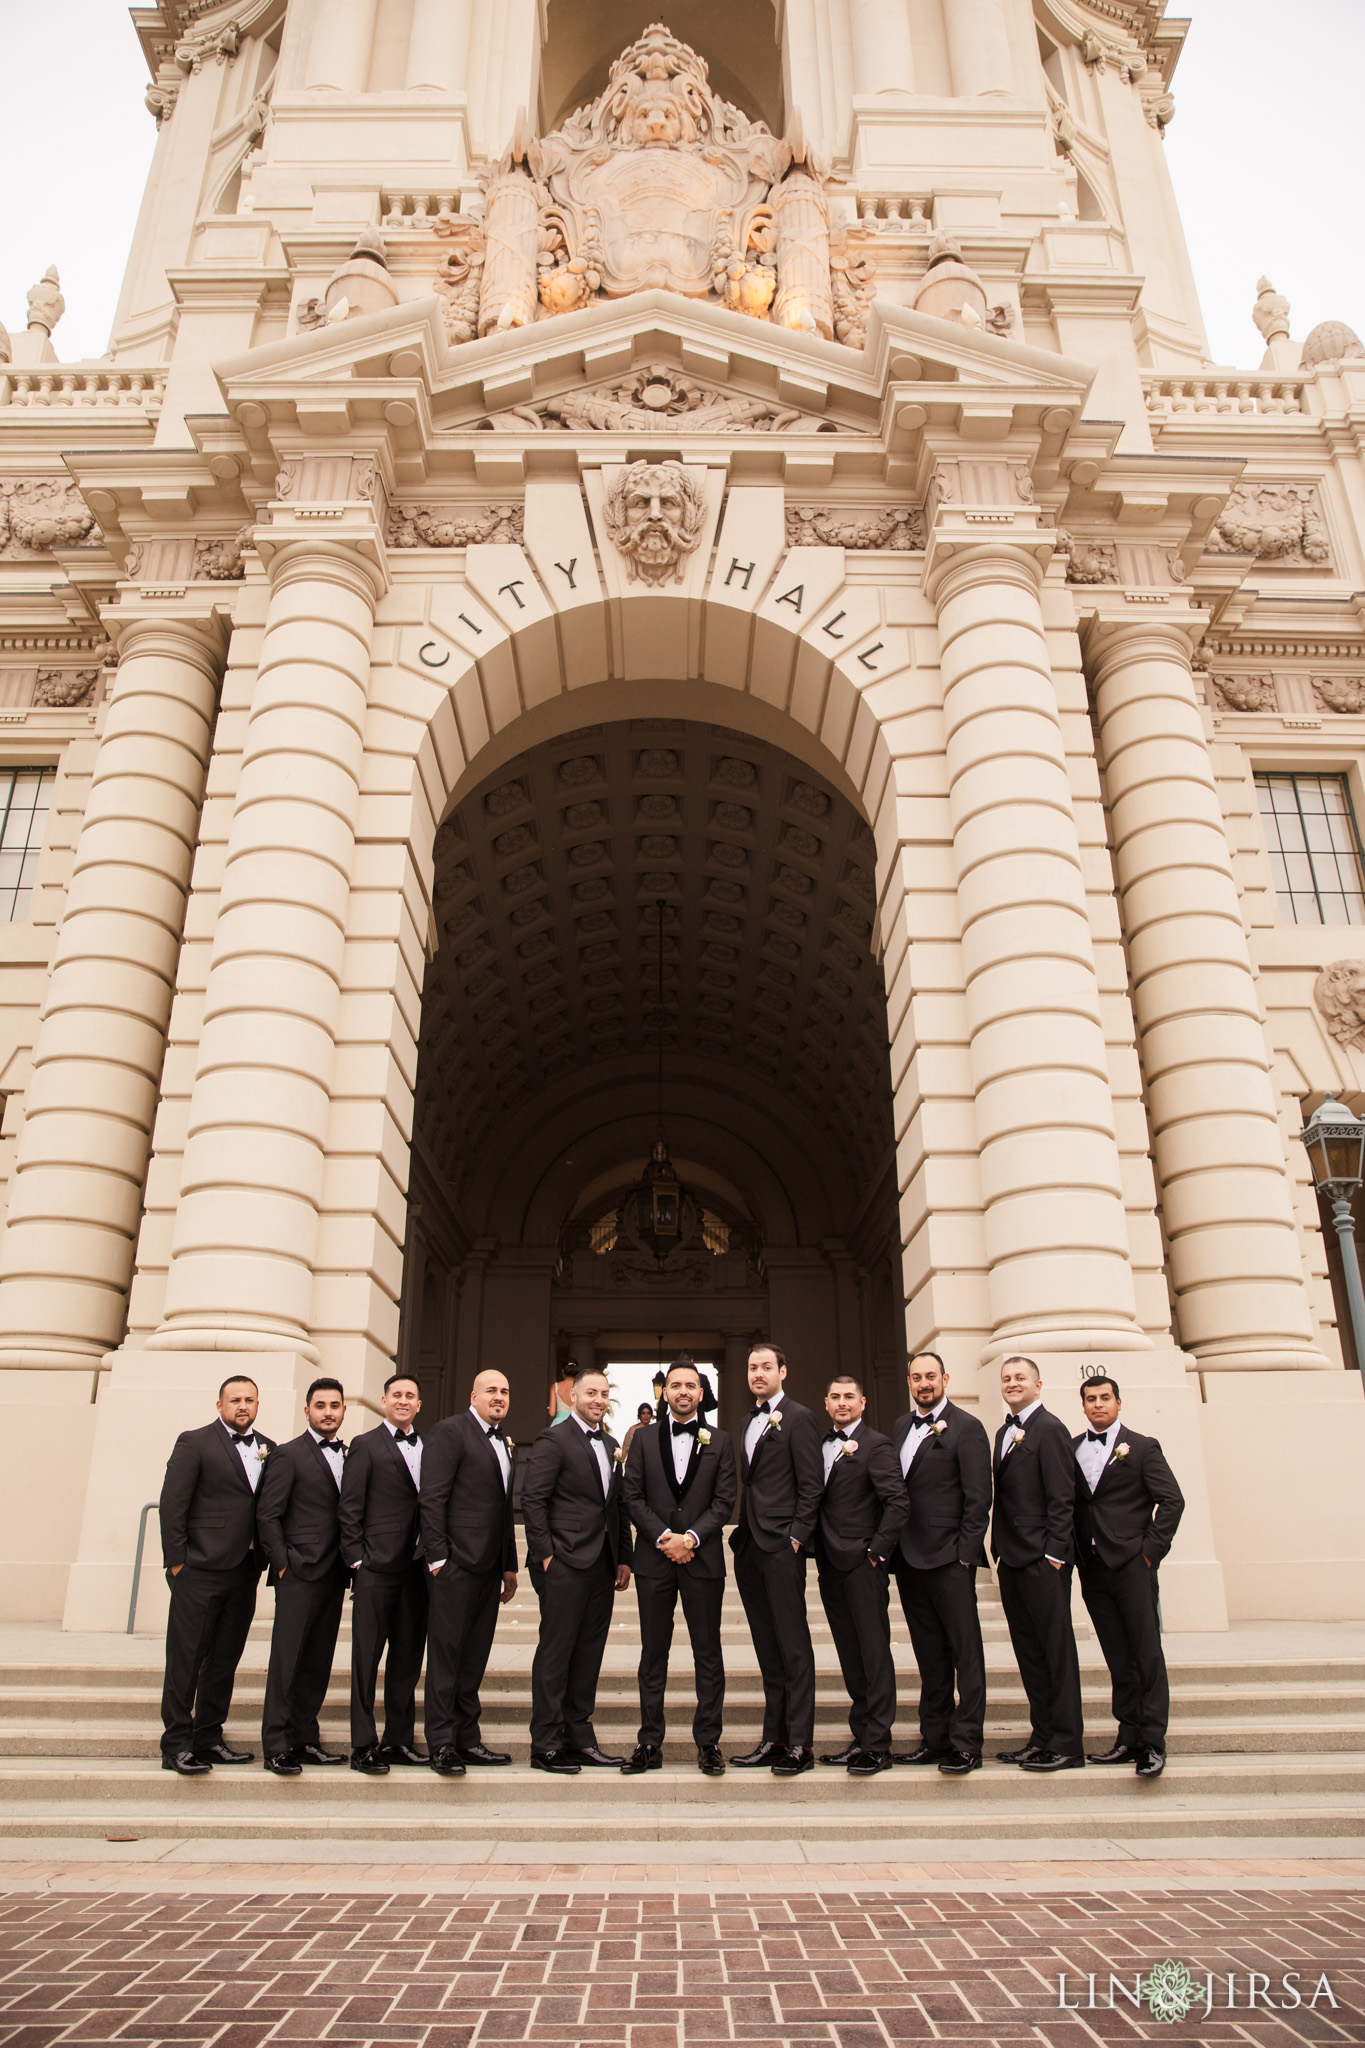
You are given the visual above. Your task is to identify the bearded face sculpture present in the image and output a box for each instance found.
[603,461,706,586]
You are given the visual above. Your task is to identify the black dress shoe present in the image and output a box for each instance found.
[938,1750,982,1775]
[771,1744,814,1777]
[565,1744,626,1768]
[193,1742,252,1765]
[378,1743,428,1766]
[429,1747,467,1777]
[350,1746,389,1775]
[846,1749,892,1777]
[1018,1750,1085,1773]
[819,1743,859,1766]
[1087,1741,1138,1765]
[162,1750,211,1776]
[996,1743,1046,1764]
[621,1744,662,1775]
[457,1744,512,1766]
[731,1740,785,1768]
[292,1744,346,1766]
[264,1751,302,1777]
[530,1749,581,1774]
[892,1743,949,1766]
[697,1746,725,1776]
[1135,1746,1166,1778]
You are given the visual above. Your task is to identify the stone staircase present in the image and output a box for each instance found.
[0,1578,1360,1847]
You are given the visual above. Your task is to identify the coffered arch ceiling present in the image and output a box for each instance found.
[415,718,896,1246]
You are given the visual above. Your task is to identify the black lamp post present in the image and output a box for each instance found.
[1300,1091,1365,1394]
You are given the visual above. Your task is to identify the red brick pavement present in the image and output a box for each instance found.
[0,1888,1361,2047]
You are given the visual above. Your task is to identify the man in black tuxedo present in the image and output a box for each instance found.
[1073,1374,1185,1778]
[891,1350,992,1775]
[158,1375,275,1775]
[255,1377,350,1777]
[419,1368,519,1777]
[621,1357,737,1776]
[522,1365,633,1774]
[815,1374,907,1778]
[338,1372,427,1776]
[991,1354,1085,1772]
[729,1340,825,1777]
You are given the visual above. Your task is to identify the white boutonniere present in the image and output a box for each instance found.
[1112,1442,1130,1463]
[255,1443,269,1462]
[931,1419,948,1438]
[1009,1425,1026,1447]
[612,1446,625,1469]
[840,1440,859,1459]
[766,1411,782,1434]
[697,1428,711,1446]
[505,1437,516,1456]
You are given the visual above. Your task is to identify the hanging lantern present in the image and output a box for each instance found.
[618,1135,700,1265]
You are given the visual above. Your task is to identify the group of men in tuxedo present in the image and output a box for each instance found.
[158,1339,1185,1784]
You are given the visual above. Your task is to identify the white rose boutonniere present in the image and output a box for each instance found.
[612,1446,626,1469]
[767,1411,782,1434]
[255,1442,269,1462]
[697,1428,711,1446]
[1009,1425,1026,1447]
[930,1419,948,1439]
[840,1440,859,1459]
[1112,1441,1131,1463]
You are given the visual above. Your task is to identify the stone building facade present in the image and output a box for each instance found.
[1,0,1363,1635]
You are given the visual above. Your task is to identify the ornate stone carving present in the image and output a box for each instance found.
[386,504,524,548]
[1315,961,1365,1050]
[1059,533,1119,584]
[1253,276,1291,348]
[25,268,64,339]
[481,360,810,433]
[174,20,239,70]
[435,241,485,344]
[1212,675,1276,712]
[192,527,253,580]
[1302,321,1365,370]
[602,462,706,586]
[1205,484,1331,567]
[784,506,923,551]
[145,81,180,124]
[1312,677,1365,714]
[0,480,97,557]
[33,669,99,707]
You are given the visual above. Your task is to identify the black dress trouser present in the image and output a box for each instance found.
[349,1560,428,1750]
[894,1560,987,1755]
[1080,1554,1169,1750]
[424,1564,503,1753]
[529,1551,616,1753]
[160,1557,259,1757]
[634,1569,725,1750]
[261,1563,347,1757]
[733,1534,816,1748]
[817,1557,896,1753]
[996,1558,1084,1757]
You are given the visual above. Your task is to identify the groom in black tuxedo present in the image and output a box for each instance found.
[621,1356,736,1776]
[522,1365,633,1774]
[814,1374,907,1777]
[1073,1374,1184,1777]
[255,1376,350,1776]
[338,1372,428,1775]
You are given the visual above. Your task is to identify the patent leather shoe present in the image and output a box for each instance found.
[1135,1746,1166,1778]
[771,1744,814,1777]
[457,1744,511,1766]
[937,1750,982,1775]
[892,1743,948,1766]
[565,1744,626,1768]
[379,1742,428,1766]
[996,1743,1046,1764]
[730,1740,785,1768]
[1087,1741,1138,1765]
[194,1742,252,1765]
[162,1750,211,1776]
[620,1744,662,1775]
[350,1746,389,1775]
[818,1743,859,1766]
[697,1745,725,1776]
[1017,1750,1084,1773]
[293,1744,345,1766]
[264,1751,302,1777]
[530,1749,581,1774]
[429,1747,467,1777]
[846,1749,893,1777]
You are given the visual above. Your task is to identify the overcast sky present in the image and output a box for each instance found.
[0,0,1359,369]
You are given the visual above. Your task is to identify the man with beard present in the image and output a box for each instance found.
[815,1374,907,1777]
[621,1356,736,1776]
[256,1377,350,1776]
[338,1373,428,1775]
[992,1354,1084,1772]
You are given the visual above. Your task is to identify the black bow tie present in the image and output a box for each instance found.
[231,1432,256,1447]
[672,1419,700,1437]
[908,1412,934,1429]
[319,1439,345,1454]
[751,1401,771,1415]
[393,1432,417,1446]
[825,1428,850,1442]
[1086,1429,1110,1444]
[486,1425,506,1440]
[584,1428,606,1442]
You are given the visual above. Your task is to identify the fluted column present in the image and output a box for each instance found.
[405,0,471,91]
[926,537,1148,1359]
[944,0,1014,95]
[0,614,223,1368]
[304,0,378,91]
[148,541,382,1359]
[1086,615,1326,1368]
[848,0,915,95]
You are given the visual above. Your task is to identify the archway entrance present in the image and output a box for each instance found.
[397,716,904,1443]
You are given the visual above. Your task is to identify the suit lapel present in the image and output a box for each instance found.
[381,1425,418,1490]
[1091,1425,1128,1493]
[216,1423,255,1495]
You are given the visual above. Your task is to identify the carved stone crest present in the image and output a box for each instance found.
[481,360,813,434]
[1204,484,1331,567]
[1315,961,1365,1051]
[602,461,706,585]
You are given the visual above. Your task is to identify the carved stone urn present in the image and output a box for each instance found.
[911,233,988,327]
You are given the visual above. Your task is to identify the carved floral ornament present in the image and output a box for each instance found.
[1315,962,1365,1052]
[0,480,98,559]
[480,360,823,434]
[1203,484,1331,568]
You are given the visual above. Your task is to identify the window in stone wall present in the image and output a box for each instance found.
[1256,771,1365,924]
[0,768,53,923]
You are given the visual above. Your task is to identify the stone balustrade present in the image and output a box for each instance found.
[0,368,167,414]
[1143,372,1307,417]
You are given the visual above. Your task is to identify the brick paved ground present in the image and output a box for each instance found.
[0,1886,1362,2047]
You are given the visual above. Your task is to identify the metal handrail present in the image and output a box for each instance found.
[127,1501,159,1634]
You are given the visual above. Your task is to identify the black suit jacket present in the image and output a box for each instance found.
[159,1419,277,1573]
[521,1418,634,1572]
[892,1401,992,1570]
[815,1420,908,1572]
[338,1425,423,1573]
[255,1431,346,1583]
[990,1404,1076,1568]
[623,1421,737,1580]
[419,1409,517,1575]
[1072,1424,1185,1569]
[730,1395,825,1554]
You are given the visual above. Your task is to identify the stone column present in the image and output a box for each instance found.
[405,0,471,91]
[848,0,915,95]
[0,613,223,1369]
[147,540,382,1359]
[1086,614,1325,1369]
[478,165,540,333]
[925,529,1148,1360]
[304,0,378,91]
[944,0,1014,96]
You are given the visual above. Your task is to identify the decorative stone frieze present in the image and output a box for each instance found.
[1312,677,1365,714]
[0,480,97,557]
[386,505,524,549]
[480,361,817,434]
[32,669,99,707]
[1060,533,1119,584]
[1204,484,1332,567]
[1213,674,1277,712]
[784,506,923,551]
[191,527,252,581]
[1315,961,1365,1051]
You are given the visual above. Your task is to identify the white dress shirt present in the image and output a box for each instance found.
[223,1419,264,1493]
[668,1417,700,1485]
[744,1389,784,1463]
[473,1407,512,1491]
[1075,1419,1118,1494]
[573,1409,611,1495]
[1000,1394,1043,1458]
[308,1425,345,1490]
[386,1418,422,1485]
[823,1415,862,1480]
[900,1394,947,1475]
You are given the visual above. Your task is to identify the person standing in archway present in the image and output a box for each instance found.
[729,1341,824,1776]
